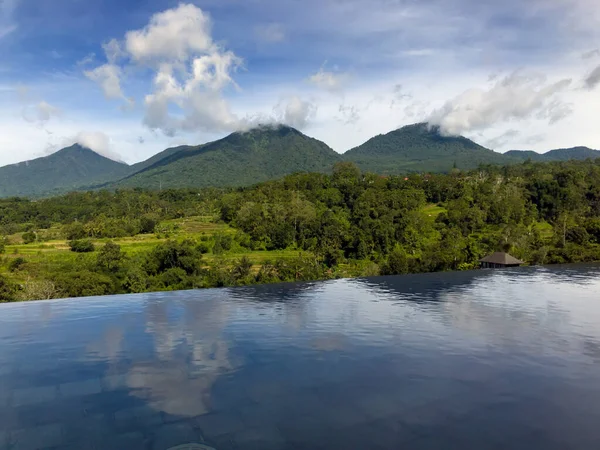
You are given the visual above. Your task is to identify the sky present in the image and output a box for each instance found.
[1,0,600,165]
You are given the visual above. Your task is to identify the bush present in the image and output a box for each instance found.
[0,274,17,302]
[382,247,409,275]
[22,231,36,244]
[64,222,87,240]
[96,242,123,272]
[197,242,210,254]
[145,240,202,275]
[69,239,95,253]
[566,227,589,245]
[52,271,114,298]
[154,267,198,290]
[9,257,26,272]
[122,267,149,293]
[231,256,253,283]
[140,216,158,234]
[214,233,233,251]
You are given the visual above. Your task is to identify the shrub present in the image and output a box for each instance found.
[145,240,202,275]
[381,247,409,275]
[96,242,123,272]
[69,239,95,253]
[231,256,253,283]
[197,242,210,254]
[140,216,158,234]
[64,222,87,240]
[122,267,149,293]
[0,274,17,302]
[214,233,233,251]
[8,257,26,272]
[52,271,114,298]
[22,231,36,244]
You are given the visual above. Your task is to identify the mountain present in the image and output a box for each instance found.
[2,123,599,199]
[0,145,130,198]
[127,145,188,173]
[111,125,341,190]
[343,123,516,174]
[503,150,540,160]
[505,146,600,162]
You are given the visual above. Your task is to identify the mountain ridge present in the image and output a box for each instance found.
[505,146,600,162]
[109,124,341,190]
[0,144,130,198]
[342,123,518,174]
[2,123,599,198]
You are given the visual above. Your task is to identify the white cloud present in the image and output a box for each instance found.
[308,66,348,92]
[484,129,520,149]
[274,96,316,129]
[401,49,436,57]
[102,39,124,64]
[142,50,242,135]
[255,23,285,43]
[584,65,600,90]
[428,71,572,135]
[21,100,61,127]
[84,64,125,100]
[85,3,243,136]
[124,3,214,64]
[337,104,361,124]
[73,131,123,162]
[76,53,96,67]
[582,49,600,60]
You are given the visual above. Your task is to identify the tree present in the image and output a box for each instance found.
[97,242,123,272]
[0,275,16,302]
[145,240,202,275]
[232,256,253,283]
[140,216,158,234]
[22,231,36,244]
[382,247,409,275]
[9,257,26,272]
[69,239,95,253]
[52,271,114,298]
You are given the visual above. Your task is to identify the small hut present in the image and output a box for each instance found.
[479,252,524,269]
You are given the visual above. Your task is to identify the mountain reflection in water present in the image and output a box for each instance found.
[1,264,600,449]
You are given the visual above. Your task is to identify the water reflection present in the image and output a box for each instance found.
[0,264,600,449]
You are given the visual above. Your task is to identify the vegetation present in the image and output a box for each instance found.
[2,159,600,302]
[2,124,599,199]
[505,146,600,162]
[110,125,341,191]
[0,145,130,198]
[343,123,517,174]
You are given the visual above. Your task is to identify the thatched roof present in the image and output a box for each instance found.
[479,252,524,265]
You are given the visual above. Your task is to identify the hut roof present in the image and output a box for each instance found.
[479,252,524,265]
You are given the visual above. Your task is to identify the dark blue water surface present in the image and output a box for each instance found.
[2,265,600,450]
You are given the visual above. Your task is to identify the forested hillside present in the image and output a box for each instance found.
[110,125,341,190]
[2,159,600,302]
[505,146,600,162]
[1,123,599,198]
[0,145,130,198]
[343,123,516,173]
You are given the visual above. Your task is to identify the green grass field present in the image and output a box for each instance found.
[0,215,312,284]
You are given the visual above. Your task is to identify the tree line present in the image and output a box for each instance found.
[2,159,600,301]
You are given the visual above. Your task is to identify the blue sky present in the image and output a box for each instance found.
[1,0,599,165]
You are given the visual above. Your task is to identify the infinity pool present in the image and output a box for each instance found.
[1,265,600,449]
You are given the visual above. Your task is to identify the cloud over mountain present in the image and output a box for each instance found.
[428,71,572,135]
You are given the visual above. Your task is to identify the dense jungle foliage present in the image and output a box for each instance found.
[2,159,600,302]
